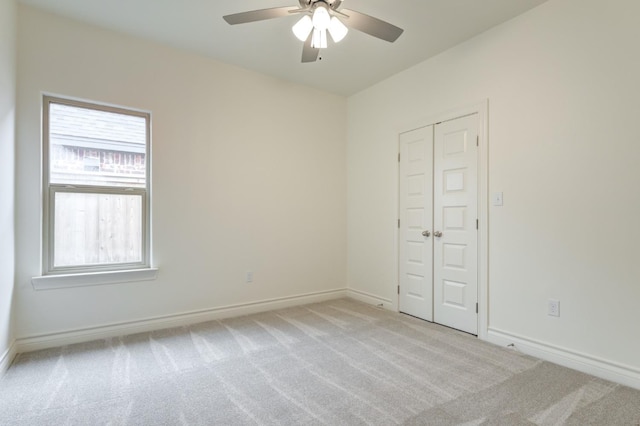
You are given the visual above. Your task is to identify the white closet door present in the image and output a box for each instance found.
[398,126,433,321]
[433,114,479,335]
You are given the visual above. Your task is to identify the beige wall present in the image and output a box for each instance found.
[15,6,347,337]
[0,0,17,365]
[348,0,640,373]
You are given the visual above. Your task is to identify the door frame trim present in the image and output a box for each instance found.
[395,100,489,340]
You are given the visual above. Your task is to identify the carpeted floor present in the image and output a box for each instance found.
[1,298,639,425]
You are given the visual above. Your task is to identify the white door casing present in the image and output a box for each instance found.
[433,114,479,335]
[398,126,434,321]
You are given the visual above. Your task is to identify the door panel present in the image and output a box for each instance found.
[398,126,433,321]
[433,115,478,335]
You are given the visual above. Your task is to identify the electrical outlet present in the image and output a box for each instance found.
[548,299,560,317]
[246,271,253,283]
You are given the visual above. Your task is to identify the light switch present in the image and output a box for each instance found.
[492,192,504,206]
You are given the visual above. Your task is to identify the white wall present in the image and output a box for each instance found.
[348,0,640,375]
[15,6,347,338]
[0,0,17,365]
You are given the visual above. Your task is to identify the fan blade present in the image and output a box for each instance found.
[329,0,343,10]
[223,7,300,25]
[301,34,319,63]
[340,9,403,42]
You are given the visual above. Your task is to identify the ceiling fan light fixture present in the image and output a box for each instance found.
[224,0,404,63]
[328,16,348,43]
[312,4,331,31]
[311,28,327,49]
[292,15,313,42]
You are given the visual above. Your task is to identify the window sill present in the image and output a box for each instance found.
[31,268,158,291]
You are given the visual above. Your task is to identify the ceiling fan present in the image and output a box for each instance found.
[223,0,404,63]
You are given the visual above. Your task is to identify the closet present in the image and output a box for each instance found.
[398,114,479,335]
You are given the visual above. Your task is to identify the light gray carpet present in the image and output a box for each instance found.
[1,298,639,425]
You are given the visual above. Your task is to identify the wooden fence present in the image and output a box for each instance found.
[54,192,142,267]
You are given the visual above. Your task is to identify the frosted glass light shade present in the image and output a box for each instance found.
[312,5,331,31]
[292,15,313,42]
[328,17,348,43]
[311,28,327,49]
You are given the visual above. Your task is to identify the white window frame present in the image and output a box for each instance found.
[42,95,152,276]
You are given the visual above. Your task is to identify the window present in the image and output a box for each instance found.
[43,96,151,275]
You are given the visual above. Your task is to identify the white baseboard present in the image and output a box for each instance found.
[16,288,347,353]
[0,340,17,376]
[487,327,640,391]
[346,288,395,311]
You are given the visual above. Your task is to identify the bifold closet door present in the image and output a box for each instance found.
[398,126,434,321]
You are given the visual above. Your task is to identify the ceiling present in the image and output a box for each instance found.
[19,0,548,96]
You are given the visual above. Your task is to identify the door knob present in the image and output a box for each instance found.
[422,230,431,237]
[434,231,443,237]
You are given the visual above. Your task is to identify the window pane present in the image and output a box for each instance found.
[49,102,147,188]
[53,192,143,268]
